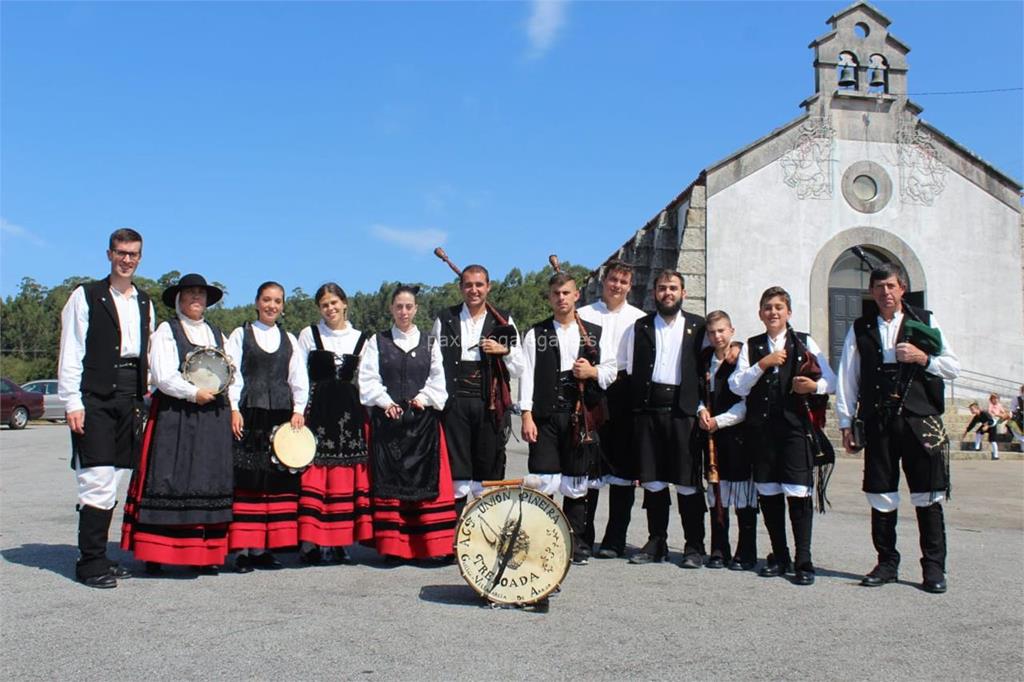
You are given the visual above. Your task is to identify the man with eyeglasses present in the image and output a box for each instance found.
[58,228,155,588]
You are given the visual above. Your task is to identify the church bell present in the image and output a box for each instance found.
[869,68,886,88]
[838,65,857,88]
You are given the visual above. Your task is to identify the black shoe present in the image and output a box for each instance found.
[251,553,284,570]
[571,553,590,566]
[921,577,947,594]
[80,573,117,589]
[325,546,354,565]
[860,565,898,587]
[706,554,726,569]
[729,556,757,571]
[144,561,163,575]
[192,565,220,575]
[679,553,704,569]
[300,547,323,565]
[108,563,133,579]
[234,555,255,574]
[758,553,792,577]
[596,545,623,559]
[628,538,667,565]
[792,568,816,586]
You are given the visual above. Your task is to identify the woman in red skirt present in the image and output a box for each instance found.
[121,274,234,573]
[295,283,374,564]
[225,281,309,572]
[358,284,457,560]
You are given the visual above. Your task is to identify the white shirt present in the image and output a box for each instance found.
[696,347,747,429]
[835,312,960,429]
[617,311,696,385]
[429,304,525,378]
[728,330,836,398]
[58,283,157,413]
[358,325,447,410]
[149,317,229,402]
[296,321,364,366]
[226,321,308,414]
[518,317,617,412]
[577,299,646,385]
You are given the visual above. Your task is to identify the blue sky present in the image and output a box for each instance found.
[2,0,1021,305]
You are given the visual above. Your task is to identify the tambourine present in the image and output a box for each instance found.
[181,347,235,394]
[270,423,316,474]
[455,484,572,606]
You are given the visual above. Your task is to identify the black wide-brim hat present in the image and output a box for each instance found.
[161,273,224,308]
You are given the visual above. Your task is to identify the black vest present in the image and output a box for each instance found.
[79,277,152,398]
[436,303,512,403]
[239,322,293,410]
[377,330,431,403]
[744,331,809,428]
[628,312,704,415]
[306,325,369,384]
[853,306,944,418]
[700,348,743,417]
[168,318,225,403]
[529,316,603,419]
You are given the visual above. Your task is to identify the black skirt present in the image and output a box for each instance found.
[306,378,368,466]
[370,407,440,502]
[137,393,234,526]
[233,406,301,494]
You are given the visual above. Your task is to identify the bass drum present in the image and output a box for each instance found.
[455,486,572,606]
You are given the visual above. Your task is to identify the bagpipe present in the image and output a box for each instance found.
[894,303,943,417]
[548,254,606,449]
[700,346,724,527]
[786,324,834,512]
[433,247,517,429]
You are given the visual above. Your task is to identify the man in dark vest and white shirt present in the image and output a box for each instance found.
[618,269,708,568]
[58,228,155,588]
[430,264,524,519]
[520,271,616,564]
[835,262,960,593]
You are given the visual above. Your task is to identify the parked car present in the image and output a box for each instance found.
[1,378,45,429]
[21,379,65,422]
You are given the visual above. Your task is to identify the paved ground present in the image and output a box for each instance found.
[2,422,1022,681]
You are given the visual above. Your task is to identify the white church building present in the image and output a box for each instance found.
[586,1,1022,392]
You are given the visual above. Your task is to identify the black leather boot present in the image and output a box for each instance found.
[916,503,947,593]
[788,496,815,585]
[629,488,669,564]
[454,495,468,520]
[76,505,117,588]
[861,508,900,587]
[758,494,791,577]
[678,492,707,569]
[583,488,600,551]
[597,484,635,558]
[708,501,731,569]
[731,507,758,570]
[563,496,591,565]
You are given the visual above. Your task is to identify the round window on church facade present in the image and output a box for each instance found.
[852,175,878,201]
[841,161,892,213]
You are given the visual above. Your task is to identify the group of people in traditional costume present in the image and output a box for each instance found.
[60,228,961,596]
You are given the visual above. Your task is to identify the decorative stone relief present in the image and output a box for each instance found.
[780,116,835,199]
[895,119,946,206]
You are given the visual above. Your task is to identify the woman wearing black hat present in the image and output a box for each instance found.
[224,281,309,573]
[357,284,456,561]
[121,274,235,572]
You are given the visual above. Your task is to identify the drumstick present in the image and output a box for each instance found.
[481,474,543,489]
